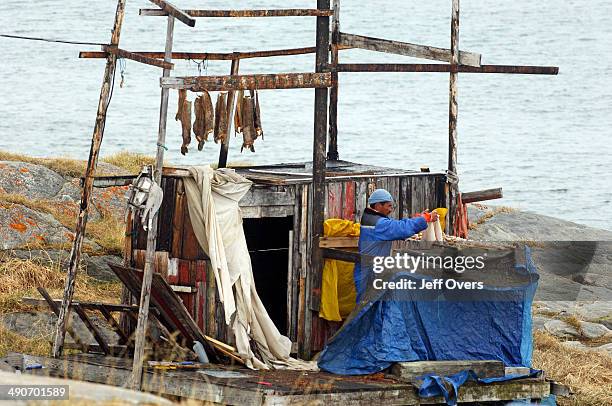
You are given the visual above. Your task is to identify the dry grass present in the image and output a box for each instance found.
[101,151,156,174]
[0,150,89,178]
[0,255,121,313]
[533,331,612,406]
[468,205,517,229]
[0,323,51,357]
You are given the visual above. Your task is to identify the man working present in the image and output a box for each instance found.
[354,188,439,301]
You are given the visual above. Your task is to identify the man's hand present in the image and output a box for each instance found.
[421,209,440,223]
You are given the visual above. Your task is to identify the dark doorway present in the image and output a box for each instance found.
[242,216,293,335]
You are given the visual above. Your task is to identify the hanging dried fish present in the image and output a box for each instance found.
[233,90,244,135]
[175,89,186,121]
[252,90,263,138]
[193,91,214,151]
[241,96,256,152]
[214,92,228,144]
[180,100,192,155]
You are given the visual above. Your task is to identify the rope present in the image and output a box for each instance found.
[0,33,107,46]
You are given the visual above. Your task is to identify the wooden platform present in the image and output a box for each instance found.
[23,354,551,405]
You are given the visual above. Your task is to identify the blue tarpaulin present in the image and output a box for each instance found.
[318,245,539,376]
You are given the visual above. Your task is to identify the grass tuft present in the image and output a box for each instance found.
[101,151,156,174]
[533,331,612,406]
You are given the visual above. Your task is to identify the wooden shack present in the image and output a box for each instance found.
[126,161,446,358]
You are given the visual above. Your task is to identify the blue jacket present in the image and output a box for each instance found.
[354,208,427,301]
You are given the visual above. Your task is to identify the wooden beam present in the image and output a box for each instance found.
[339,32,481,67]
[307,0,331,360]
[218,58,240,169]
[101,45,173,70]
[391,360,505,382]
[52,0,127,359]
[130,15,175,391]
[335,63,559,74]
[79,45,352,61]
[71,305,111,355]
[321,248,361,263]
[161,72,332,91]
[147,0,195,27]
[448,0,460,236]
[98,306,130,345]
[319,236,358,248]
[327,0,340,161]
[461,187,503,204]
[140,8,333,17]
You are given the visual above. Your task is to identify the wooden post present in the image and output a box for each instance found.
[327,0,340,161]
[306,0,330,359]
[218,57,240,168]
[52,0,127,359]
[447,0,460,235]
[130,15,175,390]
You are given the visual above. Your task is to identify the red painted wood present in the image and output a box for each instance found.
[178,260,191,285]
[342,181,356,221]
[327,182,343,219]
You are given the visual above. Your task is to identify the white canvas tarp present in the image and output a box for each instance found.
[183,166,315,370]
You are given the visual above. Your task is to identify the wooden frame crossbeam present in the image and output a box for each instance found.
[339,32,482,67]
[335,63,559,74]
[101,45,173,70]
[80,44,352,62]
[140,8,334,17]
[148,0,195,27]
[161,72,332,91]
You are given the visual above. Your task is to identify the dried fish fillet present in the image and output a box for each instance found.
[234,90,244,135]
[193,91,214,151]
[241,96,256,153]
[180,100,192,155]
[214,92,228,144]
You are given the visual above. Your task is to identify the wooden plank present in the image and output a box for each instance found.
[461,187,503,203]
[140,8,333,17]
[321,248,360,263]
[171,179,185,257]
[206,259,217,339]
[297,185,308,357]
[339,32,481,67]
[391,360,505,382]
[101,45,173,69]
[399,177,411,219]
[319,236,358,248]
[23,297,142,313]
[354,180,367,222]
[147,0,195,27]
[131,15,175,390]
[161,72,332,91]
[342,181,355,221]
[218,58,240,168]
[336,63,559,74]
[448,0,460,236]
[387,177,400,219]
[327,182,343,219]
[52,0,127,359]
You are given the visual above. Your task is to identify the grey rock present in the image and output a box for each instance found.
[544,319,580,338]
[580,321,612,339]
[596,343,612,355]
[532,315,552,332]
[83,255,122,282]
[0,204,73,249]
[0,161,65,199]
[561,341,590,351]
